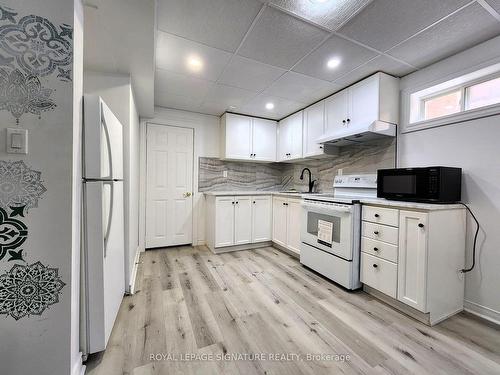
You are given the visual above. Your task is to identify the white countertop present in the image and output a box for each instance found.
[359,198,465,211]
[203,191,307,198]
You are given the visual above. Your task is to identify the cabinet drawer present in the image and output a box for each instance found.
[362,206,399,227]
[361,237,398,263]
[362,221,399,245]
[361,253,397,298]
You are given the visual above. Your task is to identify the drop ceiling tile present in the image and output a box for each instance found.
[156,31,232,81]
[237,6,329,69]
[338,0,471,52]
[157,0,263,52]
[485,0,500,14]
[218,56,286,92]
[267,0,372,31]
[241,94,305,120]
[264,71,340,103]
[387,3,500,68]
[203,83,257,112]
[293,34,377,81]
[154,90,204,112]
[334,55,415,86]
[155,69,213,100]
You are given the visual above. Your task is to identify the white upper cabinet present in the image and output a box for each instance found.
[349,74,380,131]
[303,100,325,158]
[325,90,349,135]
[325,72,399,138]
[252,118,277,162]
[278,111,303,161]
[220,113,277,162]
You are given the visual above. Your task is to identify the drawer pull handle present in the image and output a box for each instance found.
[373,264,378,268]
[374,214,380,218]
[373,247,378,251]
[418,223,424,228]
[373,231,379,235]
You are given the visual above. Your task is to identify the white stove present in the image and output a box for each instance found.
[300,174,377,290]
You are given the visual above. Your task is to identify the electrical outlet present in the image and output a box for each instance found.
[223,170,228,178]
[337,168,343,176]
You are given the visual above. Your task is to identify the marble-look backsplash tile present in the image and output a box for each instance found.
[198,138,395,192]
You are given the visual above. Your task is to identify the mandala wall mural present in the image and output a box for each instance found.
[0,3,72,123]
[0,261,65,320]
[0,206,28,262]
[0,160,47,213]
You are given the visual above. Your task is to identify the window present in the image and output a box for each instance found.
[407,63,500,131]
[423,90,462,121]
[466,76,500,110]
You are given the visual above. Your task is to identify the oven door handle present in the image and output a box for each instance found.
[301,201,353,213]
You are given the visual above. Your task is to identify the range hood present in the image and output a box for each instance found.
[316,120,396,147]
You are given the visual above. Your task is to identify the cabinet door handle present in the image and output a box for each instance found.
[342,120,346,124]
[253,201,256,204]
[373,247,378,251]
[347,118,351,122]
[232,202,235,205]
[373,264,378,268]
[319,145,323,149]
[373,231,379,235]
[236,201,239,204]
[418,223,424,228]
[374,214,379,218]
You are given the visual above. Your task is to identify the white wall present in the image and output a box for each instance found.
[398,35,500,323]
[0,1,80,374]
[83,71,141,292]
[139,107,219,249]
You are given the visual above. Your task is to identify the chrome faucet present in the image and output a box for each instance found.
[300,168,316,193]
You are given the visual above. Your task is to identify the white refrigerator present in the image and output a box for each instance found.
[82,95,125,355]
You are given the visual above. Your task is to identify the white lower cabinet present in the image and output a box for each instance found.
[398,210,428,311]
[272,196,302,254]
[215,197,235,248]
[234,196,252,245]
[361,204,466,325]
[207,195,272,252]
[252,196,272,242]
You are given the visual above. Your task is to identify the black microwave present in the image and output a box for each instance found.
[377,167,462,203]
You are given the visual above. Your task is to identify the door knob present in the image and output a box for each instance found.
[183,192,192,198]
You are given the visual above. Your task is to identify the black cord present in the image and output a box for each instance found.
[459,202,480,273]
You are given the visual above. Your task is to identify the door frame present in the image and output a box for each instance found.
[140,122,195,250]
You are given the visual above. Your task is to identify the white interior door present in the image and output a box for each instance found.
[146,124,194,248]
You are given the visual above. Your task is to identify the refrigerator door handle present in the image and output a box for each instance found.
[101,103,114,180]
[103,181,114,257]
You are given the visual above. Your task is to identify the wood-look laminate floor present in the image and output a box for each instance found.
[85,246,500,375]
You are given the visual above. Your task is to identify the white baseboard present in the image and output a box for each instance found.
[464,300,500,326]
[129,246,141,294]
[72,352,86,375]
[197,239,206,246]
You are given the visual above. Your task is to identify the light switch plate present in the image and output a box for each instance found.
[6,128,28,154]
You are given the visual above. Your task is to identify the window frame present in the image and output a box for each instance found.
[402,62,500,133]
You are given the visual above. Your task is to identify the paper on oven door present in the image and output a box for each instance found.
[317,219,333,246]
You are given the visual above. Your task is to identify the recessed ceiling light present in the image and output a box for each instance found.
[265,102,275,110]
[186,55,203,72]
[327,58,341,69]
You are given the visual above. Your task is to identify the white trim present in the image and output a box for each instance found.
[128,245,142,294]
[464,300,500,326]
[72,352,85,375]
